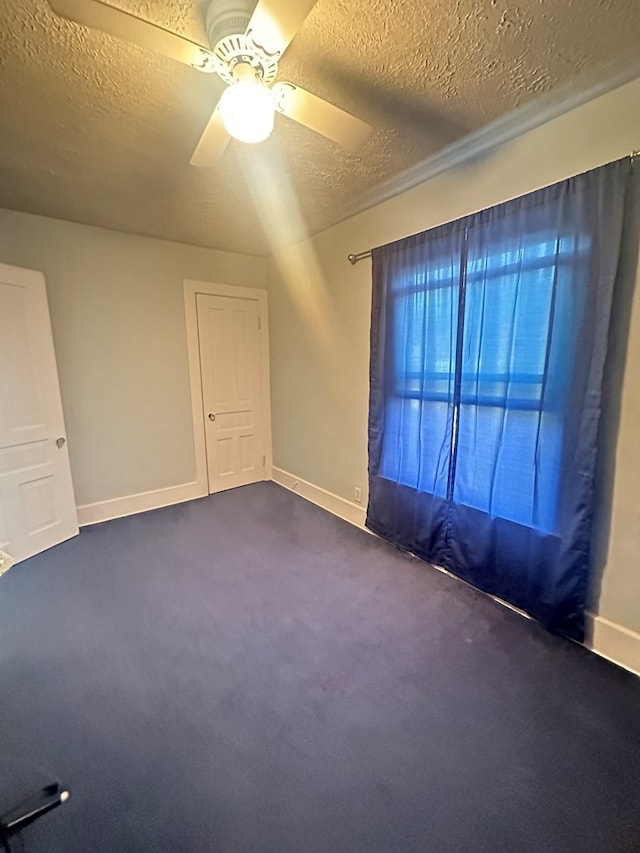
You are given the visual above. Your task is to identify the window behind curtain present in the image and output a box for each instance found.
[381,229,591,533]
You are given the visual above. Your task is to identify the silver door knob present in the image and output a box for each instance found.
[56,437,66,448]
[208,413,216,422]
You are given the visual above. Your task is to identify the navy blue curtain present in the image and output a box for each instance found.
[366,159,633,641]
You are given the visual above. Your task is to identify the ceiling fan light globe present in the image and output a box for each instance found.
[219,80,275,144]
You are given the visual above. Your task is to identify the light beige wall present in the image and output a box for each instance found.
[267,76,640,634]
[0,210,265,506]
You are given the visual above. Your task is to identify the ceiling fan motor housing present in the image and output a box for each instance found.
[205,0,253,47]
[205,0,279,85]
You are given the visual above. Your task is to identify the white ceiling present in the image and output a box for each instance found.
[1,0,639,255]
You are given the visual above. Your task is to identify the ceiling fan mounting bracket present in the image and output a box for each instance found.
[272,81,295,114]
[246,28,282,63]
[190,49,222,73]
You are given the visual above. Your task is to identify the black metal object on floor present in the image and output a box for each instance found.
[0,783,69,852]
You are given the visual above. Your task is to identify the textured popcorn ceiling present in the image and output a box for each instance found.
[1,0,639,255]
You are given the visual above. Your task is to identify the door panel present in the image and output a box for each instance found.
[196,293,265,493]
[0,264,79,562]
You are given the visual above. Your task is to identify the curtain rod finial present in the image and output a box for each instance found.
[347,250,373,265]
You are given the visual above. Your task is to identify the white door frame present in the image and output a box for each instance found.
[184,279,272,495]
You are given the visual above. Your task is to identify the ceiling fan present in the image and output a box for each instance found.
[46,0,373,166]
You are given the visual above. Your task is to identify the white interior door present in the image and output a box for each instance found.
[196,292,267,493]
[0,263,79,563]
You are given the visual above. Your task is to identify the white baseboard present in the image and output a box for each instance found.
[272,467,367,530]
[77,481,206,527]
[584,613,640,677]
[272,467,639,678]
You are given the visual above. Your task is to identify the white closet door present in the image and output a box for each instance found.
[0,263,78,563]
[196,292,266,493]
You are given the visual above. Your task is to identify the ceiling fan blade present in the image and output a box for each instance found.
[273,83,372,150]
[46,0,220,73]
[190,102,231,167]
[246,0,318,58]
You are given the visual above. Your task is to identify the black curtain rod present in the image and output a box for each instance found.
[347,149,639,266]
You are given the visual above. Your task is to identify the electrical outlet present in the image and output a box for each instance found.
[354,486,362,504]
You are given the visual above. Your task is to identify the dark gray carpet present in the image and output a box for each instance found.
[1,482,639,853]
